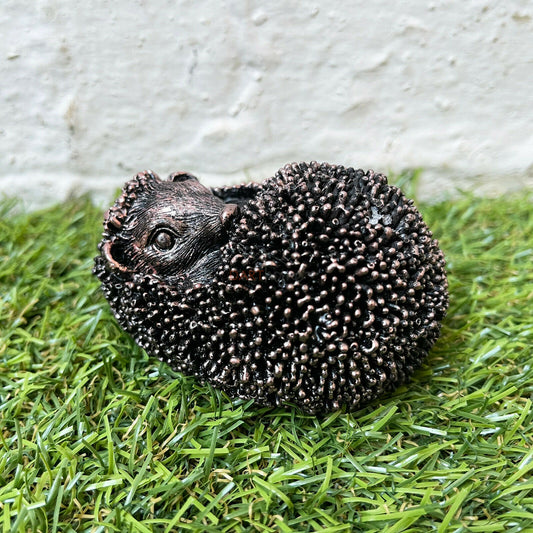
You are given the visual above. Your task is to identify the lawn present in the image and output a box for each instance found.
[0,177,532,532]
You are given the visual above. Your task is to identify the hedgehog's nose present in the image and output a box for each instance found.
[220,203,239,229]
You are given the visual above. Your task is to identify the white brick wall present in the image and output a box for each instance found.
[1,0,532,208]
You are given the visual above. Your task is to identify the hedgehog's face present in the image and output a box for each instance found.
[101,171,239,286]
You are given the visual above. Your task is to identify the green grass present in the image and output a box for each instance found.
[0,182,532,533]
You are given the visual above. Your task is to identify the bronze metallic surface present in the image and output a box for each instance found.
[94,162,449,413]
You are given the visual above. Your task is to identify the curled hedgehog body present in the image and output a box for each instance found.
[94,162,448,413]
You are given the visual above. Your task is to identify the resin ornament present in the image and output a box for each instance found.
[94,162,449,413]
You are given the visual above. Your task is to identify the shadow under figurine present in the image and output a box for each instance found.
[94,162,449,414]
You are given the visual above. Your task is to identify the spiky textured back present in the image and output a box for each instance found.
[94,162,448,413]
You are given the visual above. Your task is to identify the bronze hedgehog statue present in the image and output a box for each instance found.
[94,162,449,413]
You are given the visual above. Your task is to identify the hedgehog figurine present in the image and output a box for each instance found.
[94,162,449,414]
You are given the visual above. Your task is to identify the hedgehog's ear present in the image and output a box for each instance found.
[101,239,130,272]
[168,171,199,183]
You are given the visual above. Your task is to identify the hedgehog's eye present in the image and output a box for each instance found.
[151,229,176,251]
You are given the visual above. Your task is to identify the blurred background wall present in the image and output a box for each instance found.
[1,0,532,208]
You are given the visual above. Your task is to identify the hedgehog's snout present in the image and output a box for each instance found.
[194,202,239,264]
[220,203,239,231]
